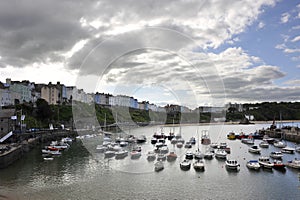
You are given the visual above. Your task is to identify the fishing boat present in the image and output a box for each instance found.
[193,160,205,171]
[167,151,178,162]
[270,151,283,159]
[115,150,128,159]
[281,147,295,154]
[246,160,260,170]
[215,149,227,159]
[286,158,300,169]
[185,150,194,159]
[201,130,211,145]
[273,160,286,170]
[146,151,156,161]
[194,129,203,160]
[154,161,164,172]
[225,159,240,170]
[248,145,261,154]
[259,140,269,148]
[258,157,274,169]
[180,160,191,171]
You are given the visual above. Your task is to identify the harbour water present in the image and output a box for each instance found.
[1,123,300,199]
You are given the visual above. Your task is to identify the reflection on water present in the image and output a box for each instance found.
[0,124,300,199]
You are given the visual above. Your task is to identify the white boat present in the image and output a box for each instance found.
[259,140,269,148]
[170,137,177,144]
[147,151,156,161]
[154,161,164,172]
[219,142,227,149]
[270,151,283,159]
[246,160,260,170]
[185,150,194,159]
[160,145,169,154]
[286,158,300,169]
[281,147,295,154]
[104,150,115,158]
[176,142,183,148]
[137,135,147,143]
[119,140,128,147]
[43,155,54,161]
[184,142,192,148]
[204,150,214,160]
[225,159,240,170]
[210,143,218,148]
[193,160,205,171]
[155,142,164,148]
[273,140,287,148]
[157,153,166,161]
[258,157,274,169]
[194,150,203,160]
[241,138,254,145]
[177,138,185,144]
[41,149,61,155]
[130,150,141,159]
[61,137,73,144]
[180,160,191,170]
[248,145,261,154]
[167,151,177,162]
[96,145,107,153]
[115,150,128,159]
[151,137,157,144]
[215,149,227,159]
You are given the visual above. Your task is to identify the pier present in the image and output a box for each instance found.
[260,126,300,143]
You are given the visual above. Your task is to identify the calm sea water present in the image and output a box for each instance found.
[1,123,300,200]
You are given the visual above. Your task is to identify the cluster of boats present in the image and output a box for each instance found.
[41,137,73,160]
[233,132,300,171]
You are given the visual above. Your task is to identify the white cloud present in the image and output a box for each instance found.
[258,21,265,29]
[291,35,300,42]
[281,12,290,23]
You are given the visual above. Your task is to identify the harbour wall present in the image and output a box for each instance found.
[0,130,78,169]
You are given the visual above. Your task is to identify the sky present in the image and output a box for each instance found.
[0,0,300,108]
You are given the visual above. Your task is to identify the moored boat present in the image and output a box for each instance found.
[270,151,283,159]
[227,132,236,140]
[130,150,141,159]
[157,153,167,161]
[104,150,115,158]
[258,157,274,169]
[204,150,214,160]
[248,145,261,154]
[180,160,191,171]
[185,150,194,159]
[215,149,227,159]
[273,160,286,170]
[246,160,260,170]
[281,147,295,154]
[151,137,157,144]
[201,130,211,145]
[147,151,156,161]
[259,140,269,148]
[176,142,183,148]
[167,151,177,162]
[193,160,205,171]
[241,138,254,145]
[273,140,287,148]
[184,142,192,148]
[115,150,128,159]
[154,161,164,172]
[225,159,240,170]
[286,158,300,169]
